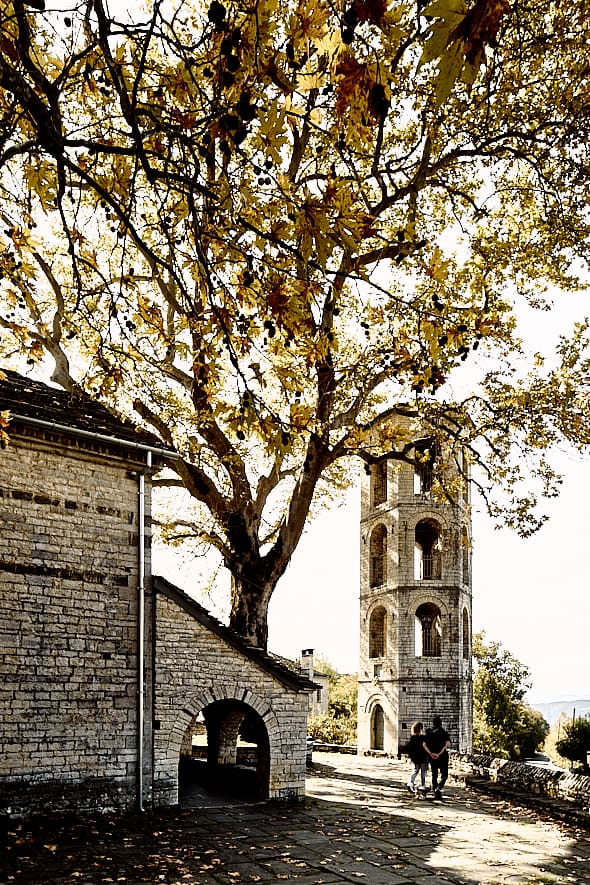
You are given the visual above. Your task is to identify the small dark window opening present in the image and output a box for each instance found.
[369,606,387,658]
[414,438,438,494]
[370,524,387,587]
[372,461,388,507]
[415,520,442,580]
[461,526,470,584]
[415,602,442,657]
[462,607,470,660]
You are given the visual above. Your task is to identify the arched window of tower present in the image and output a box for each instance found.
[369,524,387,587]
[369,606,387,658]
[413,438,439,495]
[461,526,470,583]
[414,519,442,580]
[371,461,388,507]
[462,607,470,659]
[415,602,442,657]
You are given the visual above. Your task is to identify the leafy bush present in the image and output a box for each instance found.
[308,659,357,746]
[472,632,549,760]
[308,712,356,746]
[544,714,575,769]
[555,715,590,771]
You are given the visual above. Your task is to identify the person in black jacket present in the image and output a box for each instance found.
[406,721,429,794]
[423,715,451,800]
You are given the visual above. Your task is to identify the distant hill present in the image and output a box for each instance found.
[530,699,590,725]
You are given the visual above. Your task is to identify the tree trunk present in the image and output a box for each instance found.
[226,436,330,649]
[229,575,273,649]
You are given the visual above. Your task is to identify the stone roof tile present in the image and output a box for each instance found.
[0,368,165,449]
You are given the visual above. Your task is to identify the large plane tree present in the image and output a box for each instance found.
[1,0,589,646]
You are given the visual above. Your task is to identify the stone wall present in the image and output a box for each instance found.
[451,754,590,820]
[0,428,153,816]
[153,585,311,805]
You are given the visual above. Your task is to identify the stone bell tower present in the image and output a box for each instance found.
[357,418,472,756]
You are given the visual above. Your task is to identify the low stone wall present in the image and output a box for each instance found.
[451,754,590,823]
[0,776,136,818]
[312,742,357,755]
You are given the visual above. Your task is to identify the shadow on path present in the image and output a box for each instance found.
[1,752,589,884]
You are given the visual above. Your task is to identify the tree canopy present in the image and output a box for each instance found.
[1,0,590,645]
[556,715,590,772]
[472,631,549,759]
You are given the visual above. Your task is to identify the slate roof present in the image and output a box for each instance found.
[153,575,319,694]
[0,368,170,451]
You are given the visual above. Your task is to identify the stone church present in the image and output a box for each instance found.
[357,419,473,757]
[0,369,315,816]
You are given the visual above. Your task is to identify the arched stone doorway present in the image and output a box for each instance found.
[178,699,270,803]
[371,704,385,751]
[153,578,315,807]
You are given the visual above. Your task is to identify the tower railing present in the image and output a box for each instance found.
[419,552,442,580]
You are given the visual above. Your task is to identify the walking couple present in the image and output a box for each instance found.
[406,715,450,801]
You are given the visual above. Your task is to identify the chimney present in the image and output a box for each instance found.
[300,648,314,679]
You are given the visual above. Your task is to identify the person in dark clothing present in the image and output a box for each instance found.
[423,715,451,800]
[406,721,428,794]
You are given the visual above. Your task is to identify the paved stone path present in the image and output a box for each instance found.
[2,752,589,884]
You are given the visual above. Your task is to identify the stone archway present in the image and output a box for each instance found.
[179,699,271,802]
[155,685,283,806]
